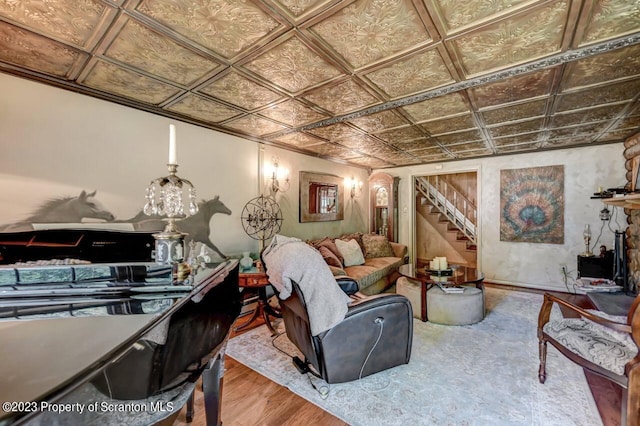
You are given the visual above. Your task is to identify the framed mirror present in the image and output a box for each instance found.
[299,171,344,222]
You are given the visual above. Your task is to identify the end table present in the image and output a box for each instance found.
[235,267,279,335]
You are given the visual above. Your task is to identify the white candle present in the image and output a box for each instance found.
[439,257,448,270]
[430,260,437,270]
[169,124,177,165]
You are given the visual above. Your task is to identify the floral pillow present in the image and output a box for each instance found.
[335,238,365,267]
[362,233,394,258]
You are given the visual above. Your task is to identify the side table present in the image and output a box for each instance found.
[236,267,279,335]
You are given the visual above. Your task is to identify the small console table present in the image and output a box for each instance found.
[236,267,280,335]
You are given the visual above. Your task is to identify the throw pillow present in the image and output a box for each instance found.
[335,238,365,267]
[339,232,365,254]
[318,245,343,268]
[362,233,395,258]
[313,237,344,265]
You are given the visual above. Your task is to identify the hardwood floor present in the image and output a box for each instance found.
[173,284,622,426]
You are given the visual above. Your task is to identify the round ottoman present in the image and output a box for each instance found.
[427,286,485,325]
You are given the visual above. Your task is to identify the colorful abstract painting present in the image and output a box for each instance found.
[500,165,564,244]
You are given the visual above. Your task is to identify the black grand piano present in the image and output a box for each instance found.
[0,229,241,426]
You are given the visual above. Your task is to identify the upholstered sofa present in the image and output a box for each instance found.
[307,232,408,295]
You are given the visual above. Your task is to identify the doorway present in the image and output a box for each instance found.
[414,171,478,268]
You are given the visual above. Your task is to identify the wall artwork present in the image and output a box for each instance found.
[500,165,564,244]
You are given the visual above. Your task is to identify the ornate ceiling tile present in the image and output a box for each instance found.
[309,0,431,69]
[103,19,220,86]
[492,133,542,146]
[446,141,489,153]
[271,0,334,20]
[334,134,388,152]
[609,115,640,131]
[597,128,639,142]
[451,1,569,77]
[495,142,540,153]
[364,48,454,99]
[0,0,113,48]
[402,92,469,122]
[549,103,628,128]
[386,152,421,165]
[198,71,283,111]
[579,0,640,46]
[481,99,547,125]
[348,109,409,133]
[435,129,483,145]
[258,99,328,126]
[562,44,640,90]
[414,151,455,162]
[0,22,84,77]
[420,114,477,135]
[488,118,544,137]
[469,69,554,109]
[222,114,288,136]
[375,126,426,143]
[453,148,493,157]
[307,123,364,141]
[555,79,640,112]
[348,156,393,168]
[544,136,593,147]
[409,145,448,157]
[135,0,281,59]
[269,131,325,148]
[166,93,242,123]
[390,138,438,151]
[243,36,343,94]
[303,78,380,114]
[547,122,607,139]
[431,0,534,34]
[304,142,361,158]
[82,60,179,104]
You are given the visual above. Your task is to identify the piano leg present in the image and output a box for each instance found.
[202,350,225,426]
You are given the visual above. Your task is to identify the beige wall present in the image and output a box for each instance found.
[381,143,626,292]
[0,73,368,259]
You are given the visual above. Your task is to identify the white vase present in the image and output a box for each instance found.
[240,252,253,270]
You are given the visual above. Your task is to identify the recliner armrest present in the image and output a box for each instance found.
[336,277,359,295]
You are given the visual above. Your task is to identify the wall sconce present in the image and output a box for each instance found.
[266,157,290,194]
[345,177,363,198]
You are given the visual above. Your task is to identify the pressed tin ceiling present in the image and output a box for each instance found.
[0,1,639,169]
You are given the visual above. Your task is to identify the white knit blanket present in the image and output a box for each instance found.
[262,235,350,335]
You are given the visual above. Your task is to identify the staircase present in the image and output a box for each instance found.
[415,176,477,265]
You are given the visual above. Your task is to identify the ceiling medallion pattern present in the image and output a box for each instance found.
[198,71,283,110]
[222,114,288,136]
[0,0,109,47]
[104,19,220,86]
[310,0,431,69]
[82,60,180,104]
[0,0,638,169]
[136,0,281,58]
[304,78,380,114]
[364,48,454,99]
[0,22,81,77]
[433,0,534,33]
[452,1,569,76]
[243,36,343,93]
[580,0,640,46]
[258,99,328,126]
[167,94,241,123]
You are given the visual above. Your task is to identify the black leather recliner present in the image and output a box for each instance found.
[279,278,413,384]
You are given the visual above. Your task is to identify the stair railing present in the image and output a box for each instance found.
[415,175,477,243]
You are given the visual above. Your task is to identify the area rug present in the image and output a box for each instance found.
[226,287,602,425]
